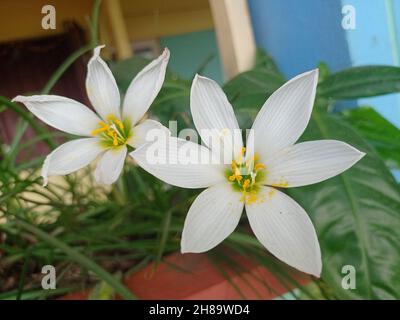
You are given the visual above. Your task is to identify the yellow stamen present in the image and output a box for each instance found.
[242,179,250,190]
[106,114,116,121]
[116,119,124,130]
[112,133,118,146]
[229,173,243,182]
[91,124,109,136]
[231,161,237,170]
[254,163,266,171]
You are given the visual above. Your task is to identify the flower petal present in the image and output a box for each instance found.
[247,69,319,161]
[264,140,366,188]
[128,119,170,149]
[245,186,321,277]
[41,138,104,186]
[181,183,244,253]
[12,95,102,136]
[94,146,127,185]
[190,74,243,163]
[130,137,225,188]
[122,48,170,126]
[86,45,121,120]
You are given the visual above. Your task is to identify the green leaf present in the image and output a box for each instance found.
[288,110,400,299]
[318,66,400,99]
[223,51,285,129]
[224,51,400,299]
[110,57,151,93]
[223,50,285,112]
[342,107,400,169]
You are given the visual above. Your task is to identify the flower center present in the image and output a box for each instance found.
[226,147,267,205]
[91,114,131,147]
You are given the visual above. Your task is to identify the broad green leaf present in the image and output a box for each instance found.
[288,111,400,299]
[223,50,285,113]
[342,107,400,169]
[318,66,400,99]
[109,57,150,93]
[224,52,400,299]
[223,52,284,129]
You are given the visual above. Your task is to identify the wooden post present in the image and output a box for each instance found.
[103,0,132,60]
[209,0,256,80]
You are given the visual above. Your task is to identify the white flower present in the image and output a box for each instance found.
[13,45,170,186]
[130,69,365,277]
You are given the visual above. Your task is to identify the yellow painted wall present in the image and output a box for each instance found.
[0,0,213,44]
[0,0,94,43]
[121,0,213,41]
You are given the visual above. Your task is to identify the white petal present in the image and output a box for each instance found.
[12,95,102,136]
[264,140,366,188]
[122,48,170,126]
[181,183,244,253]
[245,186,321,277]
[247,69,319,161]
[86,46,121,119]
[94,146,127,185]
[130,137,225,188]
[190,74,243,163]
[41,138,104,186]
[128,119,170,149]
[86,45,121,120]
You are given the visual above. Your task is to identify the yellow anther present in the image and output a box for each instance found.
[115,119,124,130]
[91,125,109,136]
[242,179,251,190]
[231,161,237,170]
[91,114,129,147]
[271,181,289,188]
[112,133,118,146]
[229,173,243,182]
[106,114,116,121]
[241,147,246,155]
[254,163,266,171]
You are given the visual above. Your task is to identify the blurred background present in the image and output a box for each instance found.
[0,0,399,300]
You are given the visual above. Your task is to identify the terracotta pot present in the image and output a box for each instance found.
[61,250,311,300]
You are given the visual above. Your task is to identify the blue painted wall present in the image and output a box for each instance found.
[248,0,351,78]
[248,0,400,127]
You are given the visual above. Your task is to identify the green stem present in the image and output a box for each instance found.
[16,248,31,300]
[90,0,102,47]
[14,218,137,300]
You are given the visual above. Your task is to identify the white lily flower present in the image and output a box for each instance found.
[13,45,170,186]
[131,69,366,277]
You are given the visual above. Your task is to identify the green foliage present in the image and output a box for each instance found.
[223,52,400,299]
[342,107,400,169]
[1,16,400,299]
[318,65,400,99]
